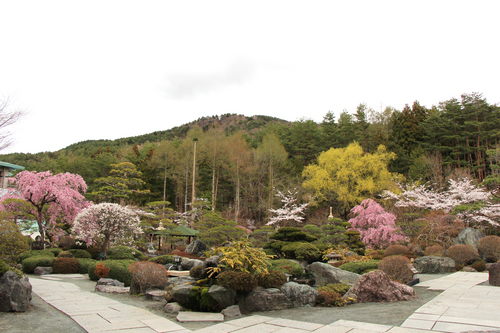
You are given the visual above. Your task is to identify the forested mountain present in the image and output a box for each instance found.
[2,93,500,226]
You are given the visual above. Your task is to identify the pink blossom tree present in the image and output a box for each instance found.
[72,203,142,256]
[0,171,90,248]
[348,199,408,249]
[267,189,309,227]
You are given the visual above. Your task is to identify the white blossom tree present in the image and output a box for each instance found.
[72,203,142,256]
[267,189,309,227]
[382,178,500,227]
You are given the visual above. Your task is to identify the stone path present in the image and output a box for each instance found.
[30,272,500,333]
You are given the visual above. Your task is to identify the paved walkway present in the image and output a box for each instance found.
[30,272,500,333]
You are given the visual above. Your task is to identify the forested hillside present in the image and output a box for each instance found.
[2,93,500,226]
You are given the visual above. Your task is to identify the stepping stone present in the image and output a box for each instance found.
[176,311,224,322]
[145,289,167,301]
[167,271,190,277]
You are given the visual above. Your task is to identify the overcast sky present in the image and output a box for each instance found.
[1,1,499,154]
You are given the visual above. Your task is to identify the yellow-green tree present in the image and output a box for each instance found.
[302,142,397,217]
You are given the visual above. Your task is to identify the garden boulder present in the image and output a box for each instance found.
[34,267,53,275]
[0,271,32,312]
[180,258,203,271]
[344,270,418,303]
[172,284,194,305]
[455,227,485,249]
[488,262,500,286]
[185,239,207,256]
[238,288,292,313]
[280,282,318,307]
[413,256,455,274]
[306,262,360,286]
[208,284,236,309]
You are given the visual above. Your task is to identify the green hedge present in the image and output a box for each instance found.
[87,260,135,286]
[338,261,380,275]
[52,258,80,274]
[22,256,55,274]
[17,249,56,263]
[68,249,92,259]
[77,258,97,274]
[267,259,304,278]
[0,260,23,278]
[148,255,174,265]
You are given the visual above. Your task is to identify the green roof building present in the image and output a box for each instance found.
[0,161,24,189]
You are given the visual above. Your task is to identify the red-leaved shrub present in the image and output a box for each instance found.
[95,262,110,278]
[52,258,80,274]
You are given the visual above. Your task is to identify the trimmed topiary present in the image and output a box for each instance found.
[129,261,169,294]
[383,245,409,257]
[424,244,445,257]
[148,255,175,265]
[267,259,304,277]
[257,270,287,289]
[57,251,74,258]
[87,260,134,286]
[189,265,204,279]
[68,249,92,259]
[339,261,380,275]
[76,258,96,274]
[22,256,55,274]
[446,244,479,265]
[471,259,487,272]
[378,256,413,284]
[478,235,500,263]
[216,271,257,293]
[52,258,80,274]
[17,249,55,264]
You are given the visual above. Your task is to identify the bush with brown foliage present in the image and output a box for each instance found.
[478,235,500,263]
[424,244,445,257]
[128,261,169,294]
[257,270,287,289]
[384,245,409,257]
[52,258,80,274]
[415,214,465,248]
[95,262,110,278]
[216,271,257,293]
[446,244,479,265]
[317,291,348,307]
[378,255,413,284]
[471,259,487,272]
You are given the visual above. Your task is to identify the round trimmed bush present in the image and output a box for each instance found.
[69,249,92,259]
[424,244,445,257]
[384,245,409,257]
[267,259,304,277]
[339,261,380,275]
[257,270,287,289]
[216,271,257,293]
[471,259,487,272]
[52,258,80,274]
[76,258,96,274]
[22,256,55,274]
[87,260,134,286]
[446,244,479,265]
[129,261,169,294]
[148,255,175,265]
[17,250,55,263]
[190,265,204,279]
[478,235,500,263]
[378,256,413,284]
[57,251,73,258]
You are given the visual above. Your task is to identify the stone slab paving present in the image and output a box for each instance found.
[30,272,499,333]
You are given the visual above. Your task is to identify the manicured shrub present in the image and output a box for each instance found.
[44,248,63,256]
[129,261,169,294]
[471,259,487,272]
[68,249,92,259]
[267,259,304,277]
[57,251,73,258]
[317,291,347,307]
[257,270,287,289]
[281,242,321,263]
[148,255,175,265]
[383,245,409,257]
[478,235,500,263]
[17,249,55,263]
[378,256,413,284]
[190,265,204,279]
[95,262,110,278]
[86,247,101,260]
[22,256,55,274]
[318,283,351,296]
[52,258,80,274]
[0,260,23,278]
[106,246,136,260]
[424,244,445,257]
[367,250,383,260]
[77,258,96,274]
[87,260,134,286]
[338,261,380,275]
[216,271,257,293]
[446,244,479,265]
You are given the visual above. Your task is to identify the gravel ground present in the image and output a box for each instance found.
[0,274,446,333]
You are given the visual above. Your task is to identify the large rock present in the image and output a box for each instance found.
[455,227,485,249]
[344,270,418,303]
[221,305,241,319]
[488,262,500,286]
[0,271,32,312]
[208,285,236,309]
[145,289,168,301]
[238,288,292,313]
[164,302,184,314]
[280,282,318,307]
[306,262,360,286]
[94,285,130,294]
[34,267,53,275]
[185,239,207,256]
[167,276,197,287]
[97,278,124,287]
[180,258,203,271]
[172,284,194,305]
[413,256,456,274]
